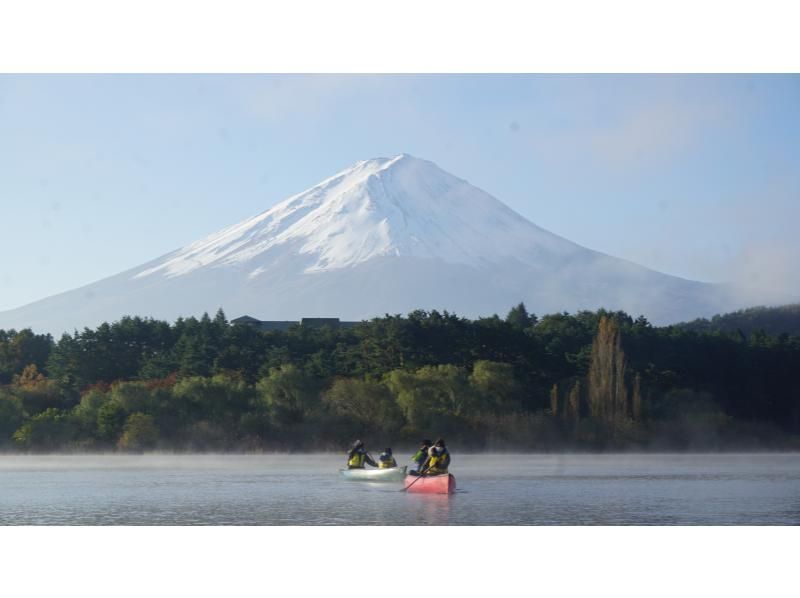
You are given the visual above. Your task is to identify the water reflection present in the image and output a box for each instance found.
[405,493,453,525]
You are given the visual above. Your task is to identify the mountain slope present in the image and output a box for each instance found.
[0,154,734,335]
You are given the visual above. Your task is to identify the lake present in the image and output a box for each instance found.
[1,453,798,525]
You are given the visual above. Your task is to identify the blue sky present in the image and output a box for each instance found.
[1,74,798,311]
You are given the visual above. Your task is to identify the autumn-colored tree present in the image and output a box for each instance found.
[587,316,629,422]
[118,413,158,451]
[0,302,797,451]
[549,383,559,416]
[567,380,582,425]
[11,364,62,416]
[14,364,46,389]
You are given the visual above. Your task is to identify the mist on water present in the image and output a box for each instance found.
[1,453,798,525]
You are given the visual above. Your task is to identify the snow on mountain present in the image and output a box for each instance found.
[0,154,735,335]
[134,154,579,279]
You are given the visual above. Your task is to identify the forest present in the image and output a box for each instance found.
[0,303,799,452]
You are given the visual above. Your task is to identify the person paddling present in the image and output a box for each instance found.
[378,447,397,469]
[410,439,432,475]
[421,438,451,475]
[346,439,378,469]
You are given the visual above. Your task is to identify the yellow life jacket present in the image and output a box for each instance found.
[378,455,397,469]
[427,449,449,473]
[348,450,366,468]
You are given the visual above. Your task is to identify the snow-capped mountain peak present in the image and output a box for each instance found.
[135,154,577,280]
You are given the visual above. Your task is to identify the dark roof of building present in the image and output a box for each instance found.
[230,315,261,323]
[231,315,362,331]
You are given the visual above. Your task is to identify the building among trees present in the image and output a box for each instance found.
[231,315,360,332]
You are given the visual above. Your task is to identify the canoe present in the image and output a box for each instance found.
[339,465,407,482]
[403,473,456,494]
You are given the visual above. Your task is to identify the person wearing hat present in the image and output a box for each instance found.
[410,439,433,474]
[377,447,398,469]
[346,439,378,469]
[421,438,451,475]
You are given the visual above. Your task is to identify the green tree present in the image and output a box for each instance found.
[97,401,127,444]
[323,377,403,435]
[172,314,226,377]
[0,389,25,446]
[0,328,53,384]
[256,365,320,427]
[72,388,110,438]
[385,364,475,430]
[13,408,77,450]
[110,381,155,414]
[469,360,523,414]
[506,302,534,330]
[171,374,254,426]
[1,302,798,451]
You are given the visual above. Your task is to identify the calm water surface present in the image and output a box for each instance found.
[1,453,798,525]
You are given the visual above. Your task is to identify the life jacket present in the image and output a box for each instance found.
[348,449,366,468]
[427,447,450,473]
[411,448,429,466]
[378,454,397,469]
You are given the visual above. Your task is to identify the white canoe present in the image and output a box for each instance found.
[339,465,407,482]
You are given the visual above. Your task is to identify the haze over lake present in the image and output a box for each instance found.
[1,453,798,525]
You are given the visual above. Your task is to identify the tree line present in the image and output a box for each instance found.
[0,303,799,452]
[679,303,800,337]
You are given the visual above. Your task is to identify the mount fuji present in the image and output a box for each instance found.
[0,154,732,335]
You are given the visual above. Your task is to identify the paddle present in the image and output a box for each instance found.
[401,465,431,492]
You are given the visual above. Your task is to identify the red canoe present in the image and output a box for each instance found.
[404,473,456,494]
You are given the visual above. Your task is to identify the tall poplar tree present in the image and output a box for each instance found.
[587,316,629,421]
